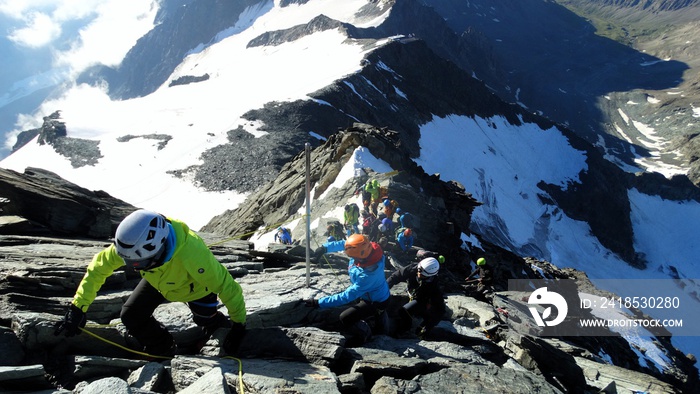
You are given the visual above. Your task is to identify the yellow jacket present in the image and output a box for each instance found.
[364,182,380,201]
[72,218,246,324]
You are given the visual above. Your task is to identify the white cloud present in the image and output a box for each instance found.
[7,11,61,48]
[54,1,158,73]
[2,0,157,73]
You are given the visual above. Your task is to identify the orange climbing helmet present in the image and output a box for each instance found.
[344,234,372,259]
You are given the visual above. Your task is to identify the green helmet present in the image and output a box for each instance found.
[477,257,486,266]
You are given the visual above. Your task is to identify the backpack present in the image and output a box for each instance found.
[345,203,359,215]
[362,214,375,229]
[276,227,292,244]
[327,220,346,239]
[361,212,377,235]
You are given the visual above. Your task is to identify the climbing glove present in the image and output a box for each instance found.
[223,322,246,355]
[54,304,86,337]
[303,298,319,308]
[313,246,327,260]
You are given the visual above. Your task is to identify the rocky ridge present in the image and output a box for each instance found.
[0,126,698,393]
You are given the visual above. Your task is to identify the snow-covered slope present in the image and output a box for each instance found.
[0,0,390,229]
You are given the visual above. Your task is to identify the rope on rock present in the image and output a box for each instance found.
[78,326,246,393]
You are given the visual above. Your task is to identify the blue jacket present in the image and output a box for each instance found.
[396,232,414,251]
[275,228,292,245]
[318,240,390,308]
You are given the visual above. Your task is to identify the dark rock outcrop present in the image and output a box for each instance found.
[13,111,102,168]
[0,167,136,238]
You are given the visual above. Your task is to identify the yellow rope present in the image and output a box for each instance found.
[78,326,245,392]
[79,326,170,360]
[222,356,245,394]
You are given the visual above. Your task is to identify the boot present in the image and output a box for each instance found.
[350,320,372,346]
[143,335,177,359]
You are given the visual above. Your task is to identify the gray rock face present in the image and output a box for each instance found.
[0,166,136,238]
[0,242,693,393]
[0,127,697,393]
[202,123,481,264]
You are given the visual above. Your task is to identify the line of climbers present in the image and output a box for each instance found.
[303,179,494,345]
[54,183,495,357]
[305,233,449,345]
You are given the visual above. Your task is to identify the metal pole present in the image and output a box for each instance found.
[305,143,311,287]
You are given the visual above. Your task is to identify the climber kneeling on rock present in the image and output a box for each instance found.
[464,257,493,302]
[54,209,247,358]
[304,234,390,346]
[386,257,446,339]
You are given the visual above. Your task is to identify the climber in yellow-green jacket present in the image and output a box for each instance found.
[54,209,247,357]
[364,179,381,215]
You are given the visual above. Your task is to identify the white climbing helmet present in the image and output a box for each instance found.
[115,210,168,262]
[418,257,440,277]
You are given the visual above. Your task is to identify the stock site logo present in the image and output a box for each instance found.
[528,287,568,327]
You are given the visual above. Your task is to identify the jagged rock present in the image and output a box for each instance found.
[202,124,481,263]
[78,376,131,394]
[247,326,345,365]
[0,167,136,238]
[346,345,431,382]
[127,361,168,392]
[239,259,371,329]
[71,355,149,382]
[0,215,47,235]
[0,364,43,380]
[371,363,564,394]
[575,356,676,393]
[0,364,47,389]
[338,372,365,393]
[359,335,494,369]
[170,356,339,393]
[445,293,501,328]
[502,332,587,392]
[0,326,24,366]
[178,366,229,394]
[200,326,345,367]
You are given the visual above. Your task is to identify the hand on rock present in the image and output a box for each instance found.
[223,322,246,355]
[303,298,319,308]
